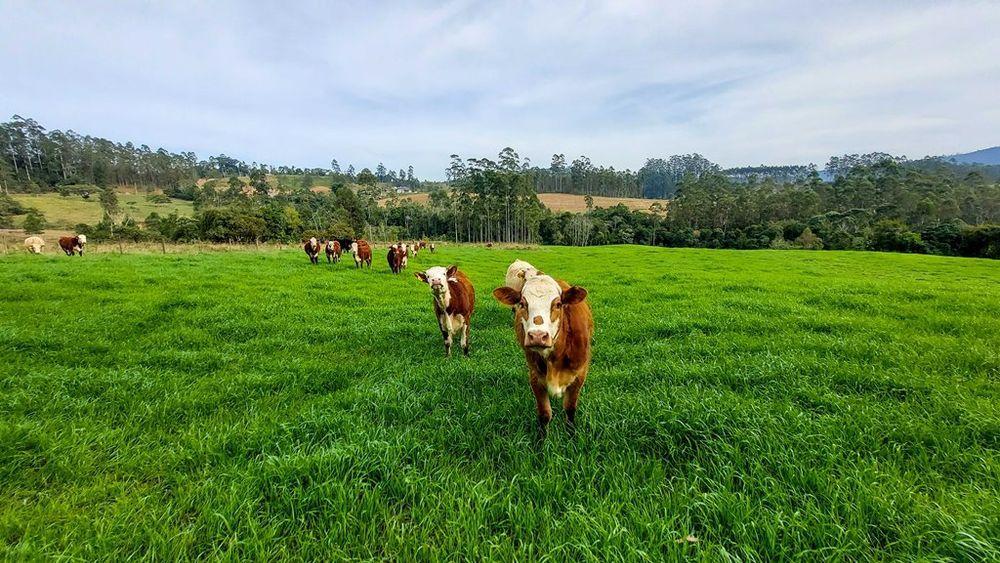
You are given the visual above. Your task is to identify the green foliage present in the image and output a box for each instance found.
[21,208,46,233]
[0,246,998,559]
[871,220,927,253]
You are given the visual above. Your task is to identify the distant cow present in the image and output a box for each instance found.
[415,265,475,357]
[419,240,427,250]
[351,239,373,268]
[326,240,341,263]
[58,234,87,256]
[387,244,405,274]
[24,236,45,254]
[304,237,320,265]
[429,243,436,253]
[504,259,540,292]
[400,244,409,269]
[493,271,593,431]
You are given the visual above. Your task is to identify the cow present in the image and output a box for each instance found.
[504,259,540,292]
[351,239,373,268]
[493,271,593,432]
[58,234,87,256]
[326,240,341,263]
[400,244,409,269]
[24,236,45,254]
[415,265,475,357]
[419,240,427,250]
[304,237,321,265]
[387,244,405,274]
[429,242,436,253]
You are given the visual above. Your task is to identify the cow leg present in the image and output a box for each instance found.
[461,322,470,356]
[443,330,452,357]
[530,376,552,433]
[563,375,586,429]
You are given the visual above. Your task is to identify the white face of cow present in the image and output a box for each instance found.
[77,234,87,245]
[518,275,563,351]
[350,241,359,254]
[418,266,452,298]
[309,237,317,248]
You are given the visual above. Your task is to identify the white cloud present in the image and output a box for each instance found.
[1,0,997,177]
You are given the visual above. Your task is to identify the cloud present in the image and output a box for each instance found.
[1,0,997,178]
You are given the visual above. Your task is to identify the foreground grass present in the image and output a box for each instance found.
[1,246,998,560]
[12,193,193,229]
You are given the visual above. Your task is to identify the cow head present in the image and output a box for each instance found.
[493,275,587,352]
[415,265,458,299]
[77,234,87,245]
[350,241,359,254]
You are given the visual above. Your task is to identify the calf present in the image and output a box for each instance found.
[387,244,405,274]
[24,236,45,254]
[325,240,341,263]
[58,234,87,256]
[351,239,372,268]
[304,237,320,265]
[415,265,475,357]
[493,273,593,430]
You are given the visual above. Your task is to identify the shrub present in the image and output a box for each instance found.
[22,209,47,234]
[871,220,927,254]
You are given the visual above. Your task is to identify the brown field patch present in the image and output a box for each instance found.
[382,192,666,213]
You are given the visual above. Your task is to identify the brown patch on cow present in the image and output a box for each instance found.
[533,315,544,325]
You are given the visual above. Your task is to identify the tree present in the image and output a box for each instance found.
[22,208,46,233]
[357,168,377,187]
[99,188,120,219]
[330,159,341,174]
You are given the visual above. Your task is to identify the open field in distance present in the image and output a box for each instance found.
[10,193,194,229]
[385,191,665,212]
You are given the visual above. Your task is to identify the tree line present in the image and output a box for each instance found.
[0,115,419,193]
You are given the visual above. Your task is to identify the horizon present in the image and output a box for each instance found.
[2,1,999,180]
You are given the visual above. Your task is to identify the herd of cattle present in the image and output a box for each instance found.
[23,235,87,256]
[306,238,594,429]
[302,237,435,271]
[21,233,591,430]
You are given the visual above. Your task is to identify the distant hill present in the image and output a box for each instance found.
[944,146,1000,165]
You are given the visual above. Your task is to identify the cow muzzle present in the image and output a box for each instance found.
[525,330,552,349]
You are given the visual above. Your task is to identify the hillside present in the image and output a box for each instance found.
[385,192,666,213]
[10,192,194,230]
[945,146,1000,165]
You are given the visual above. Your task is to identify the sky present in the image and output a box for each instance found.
[2,0,999,179]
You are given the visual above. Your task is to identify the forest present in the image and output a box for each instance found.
[2,115,999,258]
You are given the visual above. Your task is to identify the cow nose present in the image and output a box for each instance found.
[526,330,551,347]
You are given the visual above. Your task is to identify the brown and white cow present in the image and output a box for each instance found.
[387,244,405,274]
[415,265,475,357]
[325,240,341,263]
[304,237,320,265]
[493,271,593,430]
[351,239,373,268]
[24,236,45,254]
[504,259,540,292]
[429,242,436,253]
[58,234,87,256]
[419,240,427,250]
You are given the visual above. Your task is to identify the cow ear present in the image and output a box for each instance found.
[493,287,521,306]
[562,286,587,305]
[414,271,428,283]
[446,265,458,277]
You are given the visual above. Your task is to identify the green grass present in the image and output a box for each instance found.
[11,193,193,229]
[1,246,998,560]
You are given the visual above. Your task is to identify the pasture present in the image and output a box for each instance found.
[11,193,194,230]
[1,246,998,560]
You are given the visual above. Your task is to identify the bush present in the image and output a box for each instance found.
[794,227,824,250]
[871,220,927,254]
[22,208,47,234]
[956,225,1000,259]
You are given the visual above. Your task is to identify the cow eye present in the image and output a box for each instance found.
[519,298,527,308]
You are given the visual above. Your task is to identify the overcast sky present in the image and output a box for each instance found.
[2,0,998,179]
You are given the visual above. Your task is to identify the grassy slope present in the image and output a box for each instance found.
[385,191,664,212]
[11,193,194,229]
[0,247,998,560]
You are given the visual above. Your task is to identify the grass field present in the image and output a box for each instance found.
[11,193,194,229]
[1,246,998,559]
[384,192,664,212]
